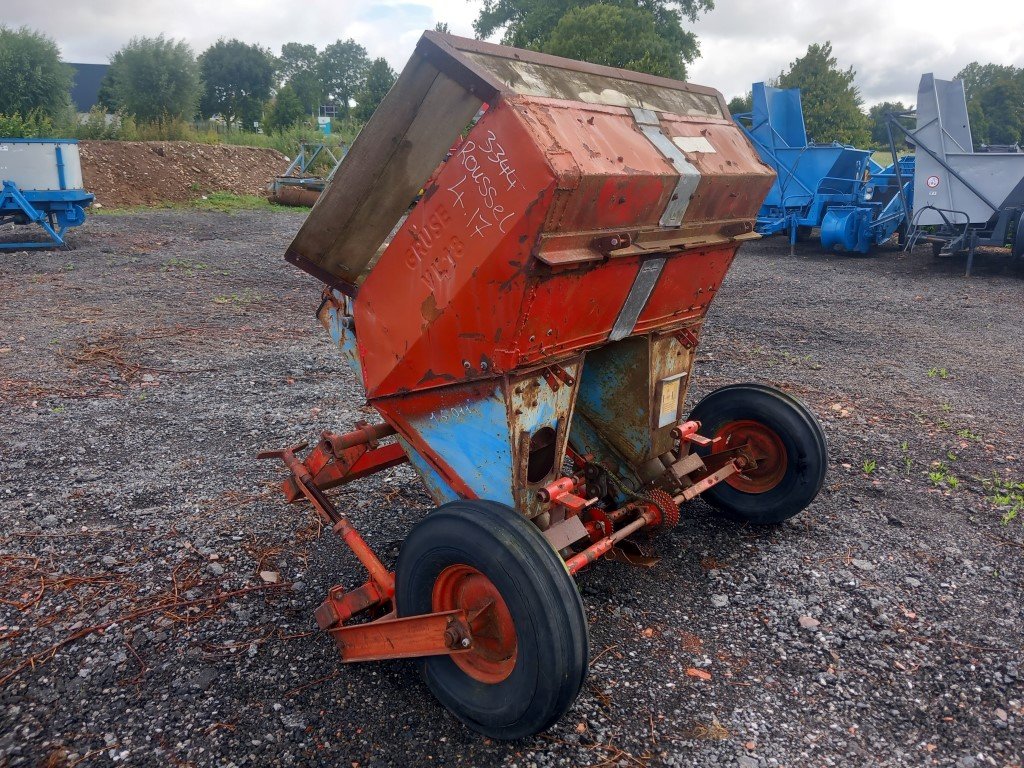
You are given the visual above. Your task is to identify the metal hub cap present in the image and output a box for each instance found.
[432,564,518,683]
[713,419,788,493]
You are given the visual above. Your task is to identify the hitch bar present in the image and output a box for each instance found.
[258,426,487,666]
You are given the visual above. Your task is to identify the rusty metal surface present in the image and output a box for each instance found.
[330,609,473,662]
[432,563,518,683]
[265,35,784,689]
[269,185,322,207]
[277,32,775,533]
[280,428,407,502]
[283,31,733,289]
[293,32,773,403]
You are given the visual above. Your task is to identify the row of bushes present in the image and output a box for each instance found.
[0,107,362,156]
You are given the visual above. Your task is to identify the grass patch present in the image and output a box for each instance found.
[188,192,288,213]
[986,476,1024,525]
[928,461,959,489]
[94,192,304,216]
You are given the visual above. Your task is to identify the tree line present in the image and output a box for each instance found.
[3,3,1022,151]
[0,25,398,136]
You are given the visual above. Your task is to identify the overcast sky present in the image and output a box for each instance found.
[5,0,1023,107]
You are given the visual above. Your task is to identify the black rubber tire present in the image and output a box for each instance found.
[932,241,944,258]
[688,383,827,525]
[1011,210,1024,273]
[395,500,588,740]
[796,226,814,242]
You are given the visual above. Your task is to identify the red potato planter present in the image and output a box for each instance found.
[260,32,828,739]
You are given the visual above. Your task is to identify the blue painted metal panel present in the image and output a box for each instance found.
[573,337,650,463]
[397,436,461,504]
[403,385,515,506]
[55,145,67,190]
[325,301,363,382]
[18,189,94,204]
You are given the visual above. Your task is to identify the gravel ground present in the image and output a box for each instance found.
[1,211,1022,768]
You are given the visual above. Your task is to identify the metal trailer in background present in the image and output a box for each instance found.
[259,32,828,739]
[893,73,1024,275]
[733,82,914,255]
[267,142,344,207]
[0,138,94,250]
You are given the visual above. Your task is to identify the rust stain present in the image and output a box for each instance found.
[420,293,441,324]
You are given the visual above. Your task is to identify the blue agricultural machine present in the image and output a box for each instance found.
[892,74,1024,275]
[733,82,914,254]
[0,138,93,250]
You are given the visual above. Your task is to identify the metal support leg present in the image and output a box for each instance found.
[0,181,67,250]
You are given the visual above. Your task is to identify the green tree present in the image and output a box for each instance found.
[278,42,317,83]
[866,101,911,148]
[0,26,72,118]
[473,0,712,77]
[777,41,869,146]
[354,58,397,122]
[199,39,275,130]
[543,4,684,78]
[319,39,369,118]
[99,36,200,124]
[278,42,323,113]
[727,92,752,115]
[973,78,1024,146]
[955,62,1024,148]
[264,85,307,134]
[956,62,1019,100]
[434,22,452,33]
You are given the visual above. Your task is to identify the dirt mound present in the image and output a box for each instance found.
[78,141,287,207]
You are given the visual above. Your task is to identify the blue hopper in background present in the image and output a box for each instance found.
[733,83,914,254]
[0,138,94,251]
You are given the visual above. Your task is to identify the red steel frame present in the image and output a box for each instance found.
[259,416,757,663]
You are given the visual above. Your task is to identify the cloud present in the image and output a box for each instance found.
[3,0,484,69]
[4,0,1023,108]
[689,0,1024,106]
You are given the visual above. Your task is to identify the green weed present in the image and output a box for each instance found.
[900,441,913,475]
[213,289,262,305]
[928,461,960,490]
[985,476,1024,525]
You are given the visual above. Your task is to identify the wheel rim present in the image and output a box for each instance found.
[432,564,518,684]
[713,419,788,493]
